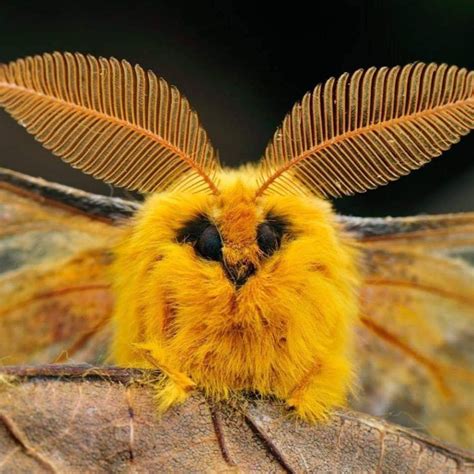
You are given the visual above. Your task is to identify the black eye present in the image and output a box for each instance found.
[177,215,222,262]
[196,225,222,261]
[257,215,287,257]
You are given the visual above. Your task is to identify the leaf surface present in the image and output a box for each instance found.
[0,366,472,472]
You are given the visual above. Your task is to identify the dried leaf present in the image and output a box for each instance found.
[0,365,472,472]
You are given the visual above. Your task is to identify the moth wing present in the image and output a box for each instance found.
[0,168,137,364]
[342,214,474,449]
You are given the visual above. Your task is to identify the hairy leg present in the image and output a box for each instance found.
[134,342,196,412]
[286,356,352,422]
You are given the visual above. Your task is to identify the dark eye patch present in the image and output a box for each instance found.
[257,213,288,257]
[195,225,222,261]
[177,214,222,262]
[177,215,211,243]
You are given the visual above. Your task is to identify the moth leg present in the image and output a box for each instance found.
[133,343,196,412]
[286,356,351,423]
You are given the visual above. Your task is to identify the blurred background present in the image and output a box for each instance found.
[0,0,472,216]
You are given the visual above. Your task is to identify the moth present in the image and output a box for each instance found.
[0,53,473,447]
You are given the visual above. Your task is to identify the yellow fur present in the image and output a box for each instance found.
[111,165,360,421]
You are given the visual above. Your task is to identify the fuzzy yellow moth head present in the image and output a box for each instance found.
[0,53,473,421]
[112,166,359,417]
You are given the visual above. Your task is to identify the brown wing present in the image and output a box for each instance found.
[0,168,137,364]
[341,214,474,449]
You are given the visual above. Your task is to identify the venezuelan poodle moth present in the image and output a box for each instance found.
[0,53,473,446]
